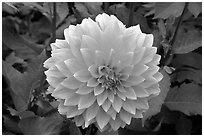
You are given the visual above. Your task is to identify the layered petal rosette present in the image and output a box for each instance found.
[44,13,163,131]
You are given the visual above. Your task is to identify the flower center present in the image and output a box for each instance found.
[98,66,120,90]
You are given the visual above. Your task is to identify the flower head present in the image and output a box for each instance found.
[44,13,163,131]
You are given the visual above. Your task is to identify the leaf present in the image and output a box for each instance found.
[18,115,63,135]
[3,50,47,111]
[56,15,75,39]
[84,2,103,15]
[154,2,185,19]
[142,69,170,125]
[2,2,19,14]
[43,2,69,26]
[109,4,150,32]
[188,2,202,18]
[165,83,202,115]
[7,107,35,119]
[3,115,22,134]
[173,29,202,54]
[109,4,129,25]
[2,17,44,59]
[172,52,202,69]
[174,67,202,84]
[143,2,156,17]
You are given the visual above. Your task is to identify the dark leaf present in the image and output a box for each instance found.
[3,2,19,14]
[154,2,185,19]
[173,29,202,54]
[2,17,44,59]
[165,83,202,115]
[18,115,63,135]
[188,2,202,18]
[3,115,22,134]
[172,52,202,69]
[174,67,201,84]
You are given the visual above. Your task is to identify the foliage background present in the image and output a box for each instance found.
[2,2,202,135]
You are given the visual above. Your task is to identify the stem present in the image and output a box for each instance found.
[127,2,135,27]
[161,2,188,67]
[51,2,56,43]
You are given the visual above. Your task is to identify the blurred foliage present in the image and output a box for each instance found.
[2,2,202,135]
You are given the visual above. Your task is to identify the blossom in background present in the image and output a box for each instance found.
[44,13,163,131]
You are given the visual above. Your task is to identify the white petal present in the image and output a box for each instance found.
[52,84,75,99]
[146,84,160,95]
[46,76,63,88]
[117,91,126,101]
[95,13,111,31]
[65,106,85,118]
[153,72,163,82]
[88,64,100,78]
[124,87,137,100]
[143,34,153,47]
[51,39,70,50]
[117,84,126,92]
[119,65,134,75]
[64,58,85,74]
[132,64,149,76]
[74,69,92,82]
[75,115,85,126]
[45,67,64,78]
[86,102,99,121]
[122,99,136,115]
[141,47,157,64]
[102,99,112,112]
[126,75,145,86]
[132,86,149,97]
[112,96,122,113]
[109,117,122,131]
[43,58,54,69]
[47,86,54,94]
[64,94,80,106]
[132,47,146,65]
[80,48,95,66]
[61,77,82,89]
[136,33,146,47]
[107,107,117,120]
[120,52,134,69]
[55,62,72,77]
[81,35,99,51]
[107,91,114,103]
[66,35,83,60]
[95,50,106,66]
[78,93,96,109]
[134,98,149,110]
[87,77,99,87]
[96,108,111,130]
[143,66,159,77]
[97,90,108,106]
[51,48,73,63]
[119,109,132,125]
[147,54,161,66]
[94,84,104,96]
[76,84,93,95]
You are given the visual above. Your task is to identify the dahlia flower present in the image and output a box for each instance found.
[44,13,163,131]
